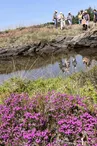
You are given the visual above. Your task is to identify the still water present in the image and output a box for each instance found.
[0,54,97,84]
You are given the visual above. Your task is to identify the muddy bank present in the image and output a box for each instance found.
[0,29,97,59]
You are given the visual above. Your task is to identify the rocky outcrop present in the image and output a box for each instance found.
[0,29,97,59]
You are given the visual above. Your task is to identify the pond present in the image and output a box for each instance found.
[0,53,97,84]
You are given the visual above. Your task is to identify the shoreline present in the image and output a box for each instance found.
[0,28,97,59]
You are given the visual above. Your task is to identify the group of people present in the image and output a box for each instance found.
[53,10,73,30]
[53,9,97,30]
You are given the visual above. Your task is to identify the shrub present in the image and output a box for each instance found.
[0,92,97,145]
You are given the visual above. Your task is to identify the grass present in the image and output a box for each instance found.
[0,66,97,104]
[0,22,96,48]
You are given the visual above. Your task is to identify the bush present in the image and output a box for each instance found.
[0,92,97,145]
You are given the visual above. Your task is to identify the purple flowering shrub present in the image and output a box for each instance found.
[0,92,97,146]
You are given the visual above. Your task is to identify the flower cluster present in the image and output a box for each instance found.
[0,92,97,146]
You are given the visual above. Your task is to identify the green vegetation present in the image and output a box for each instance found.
[1,66,97,104]
[0,63,97,145]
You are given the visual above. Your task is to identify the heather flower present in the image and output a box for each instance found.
[0,92,97,145]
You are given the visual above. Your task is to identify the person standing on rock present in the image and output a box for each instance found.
[53,10,58,28]
[93,9,97,25]
[82,11,90,30]
[59,12,66,30]
[67,12,73,25]
[78,11,83,24]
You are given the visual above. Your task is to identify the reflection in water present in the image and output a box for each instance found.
[59,58,70,74]
[82,57,92,68]
[72,57,77,69]
[0,54,97,84]
[59,56,77,74]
